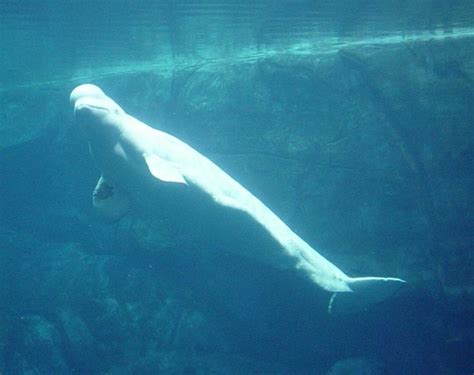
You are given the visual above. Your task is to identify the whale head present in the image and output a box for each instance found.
[70,84,125,140]
[70,84,124,118]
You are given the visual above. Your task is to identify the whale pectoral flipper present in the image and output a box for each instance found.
[144,153,187,185]
[92,175,131,222]
[328,276,406,314]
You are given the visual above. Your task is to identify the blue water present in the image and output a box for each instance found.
[0,1,473,374]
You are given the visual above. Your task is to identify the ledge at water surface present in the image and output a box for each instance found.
[1,26,474,93]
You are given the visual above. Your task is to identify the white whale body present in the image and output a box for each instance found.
[70,84,405,313]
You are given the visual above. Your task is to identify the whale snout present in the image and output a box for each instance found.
[73,99,110,123]
[74,101,95,117]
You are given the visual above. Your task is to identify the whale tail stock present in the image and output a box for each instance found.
[328,276,406,314]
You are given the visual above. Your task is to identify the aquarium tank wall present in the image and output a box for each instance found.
[0,1,473,373]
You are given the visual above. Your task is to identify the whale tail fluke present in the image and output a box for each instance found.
[328,277,406,314]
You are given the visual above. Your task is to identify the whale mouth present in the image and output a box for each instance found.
[74,99,110,118]
[75,103,108,113]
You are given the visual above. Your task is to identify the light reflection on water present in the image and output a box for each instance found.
[1,0,474,89]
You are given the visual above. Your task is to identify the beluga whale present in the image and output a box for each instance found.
[70,83,406,313]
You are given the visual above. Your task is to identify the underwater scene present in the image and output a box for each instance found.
[0,1,473,373]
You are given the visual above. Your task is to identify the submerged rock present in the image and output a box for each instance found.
[9,315,67,374]
[0,87,66,150]
[327,357,382,375]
